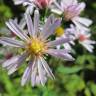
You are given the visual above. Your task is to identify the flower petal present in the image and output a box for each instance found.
[2,56,19,68]
[21,64,32,86]
[72,19,90,31]
[34,10,39,36]
[7,64,18,75]
[2,52,28,74]
[47,37,72,47]
[47,49,74,61]
[42,14,54,34]
[37,58,46,86]
[13,0,25,5]
[61,0,78,7]
[6,19,28,41]
[81,42,93,53]
[73,17,92,27]
[40,57,55,79]
[26,5,35,14]
[43,19,61,39]
[29,58,37,87]
[0,37,25,48]
[76,2,86,13]
[31,67,37,87]
[25,13,34,36]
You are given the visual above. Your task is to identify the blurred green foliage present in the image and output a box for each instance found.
[0,0,96,96]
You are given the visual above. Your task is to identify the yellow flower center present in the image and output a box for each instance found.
[27,38,46,55]
[55,27,64,37]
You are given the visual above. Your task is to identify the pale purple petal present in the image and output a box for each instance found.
[80,40,95,53]
[73,17,92,27]
[42,14,54,35]
[47,37,72,47]
[21,64,32,86]
[43,19,61,39]
[61,0,78,8]
[46,49,71,54]
[31,59,37,87]
[31,67,37,87]
[15,52,29,66]
[72,19,90,31]
[47,49,74,61]
[81,42,93,53]
[0,37,25,48]
[76,2,86,13]
[3,52,28,74]
[6,19,28,41]
[36,76,41,86]
[35,75,47,86]
[25,13,34,36]
[26,5,35,14]
[40,57,55,79]
[37,58,45,86]
[7,64,18,75]
[34,10,39,36]
[2,56,19,68]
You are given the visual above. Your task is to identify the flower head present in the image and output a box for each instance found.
[66,24,96,53]
[0,10,74,86]
[51,0,92,31]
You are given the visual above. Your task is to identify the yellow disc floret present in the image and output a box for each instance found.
[27,38,46,55]
[55,27,64,37]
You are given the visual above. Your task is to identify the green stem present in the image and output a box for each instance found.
[44,8,48,20]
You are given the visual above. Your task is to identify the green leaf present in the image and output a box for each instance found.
[89,82,96,96]
[84,88,91,96]
[64,75,85,92]
[57,65,83,74]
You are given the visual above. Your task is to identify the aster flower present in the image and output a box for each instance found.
[51,0,92,31]
[14,0,54,14]
[0,10,74,86]
[66,25,96,53]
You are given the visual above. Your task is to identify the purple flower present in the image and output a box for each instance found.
[64,24,96,53]
[51,0,92,31]
[0,10,74,86]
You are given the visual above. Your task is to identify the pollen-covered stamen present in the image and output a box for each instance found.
[55,27,64,37]
[79,34,88,41]
[27,38,47,55]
